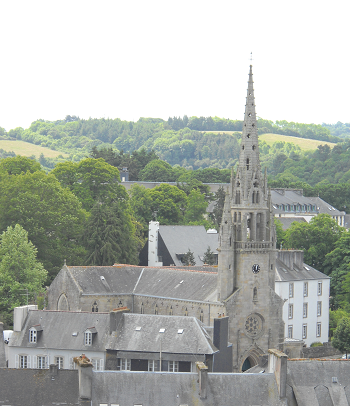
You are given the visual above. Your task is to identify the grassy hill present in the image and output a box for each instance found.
[204,131,336,151]
[258,133,336,151]
[0,140,68,158]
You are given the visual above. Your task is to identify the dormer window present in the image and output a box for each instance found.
[29,328,37,343]
[84,331,92,346]
[84,327,97,346]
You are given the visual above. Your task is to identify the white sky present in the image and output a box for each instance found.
[0,0,349,131]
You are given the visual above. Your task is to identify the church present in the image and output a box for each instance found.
[48,65,285,372]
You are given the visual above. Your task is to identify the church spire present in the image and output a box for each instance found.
[238,64,261,176]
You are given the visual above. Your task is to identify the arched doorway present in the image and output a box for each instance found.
[240,347,264,372]
[57,293,69,310]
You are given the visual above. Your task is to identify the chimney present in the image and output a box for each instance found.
[213,316,229,350]
[50,363,58,379]
[75,355,93,400]
[196,362,208,399]
[13,305,37,332]
[268,349,287,398]
[109,307,129,334]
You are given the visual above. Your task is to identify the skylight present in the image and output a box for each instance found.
[135,327,141,331]
[159,328,165,333]
[178,329,184,334]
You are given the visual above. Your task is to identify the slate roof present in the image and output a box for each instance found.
[0,367,88,406]
[134,267,217,301]
[275,257,330,282]
[65,265,218,302]
[92,370,286,406]
[159,225,219,266]
[107,313,217,355]
[9,309,110,351]
[271,189,345,216]
[287,359,350,406]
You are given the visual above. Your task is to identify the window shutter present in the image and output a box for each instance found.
[46,355,49,369]
[27,355,31,368]
[100,358,104,371]
[15,354,19,368]
[69,357,73,369]
[33,356,37,369]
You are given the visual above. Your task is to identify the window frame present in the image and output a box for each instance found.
[316,322,321,337]
[303,282,308,297]
[288,325,293,339]
[54,356,64,369]
[29,328,37,343]
[37,355,47,369]
[302,324,307,339]
[303,303,308,318]
[84,330,92,346]
[20,355,28,369]
[288,304,293,319]
[317,301,322,317]
[289,283,294,298]
[148,360,160,372]
[318,282,323,296]
[168,361,179,372]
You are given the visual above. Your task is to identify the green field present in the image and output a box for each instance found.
[0,140,68,158]
[204,131,336,151]
[258,133,336,151]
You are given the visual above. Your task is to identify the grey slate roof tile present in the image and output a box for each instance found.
[275,258,330,282]
[107,313,217,355]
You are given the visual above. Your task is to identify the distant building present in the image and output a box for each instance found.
[139,222,218,267]
[275,250,330,345]
[271,188,346,227]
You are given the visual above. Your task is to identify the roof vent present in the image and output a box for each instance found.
[179,280,184,284]
[332,377,338,383]
[178,329,184,334]
[304,266,310,271]
[100,276,105,281]
[72,332,78,337]
[159,328,165,333]
[135,327,141,331]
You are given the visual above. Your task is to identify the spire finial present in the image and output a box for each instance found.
[250,52,253,63]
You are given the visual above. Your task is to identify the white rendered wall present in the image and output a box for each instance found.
[7,345,105,370]
[148,221,163,267]
[275,278,329,346]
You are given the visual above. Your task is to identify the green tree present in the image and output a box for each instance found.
[139,160,176,182]
[83,201,139,266]
[203,246,216,265]
[332,317,350,356]
[181,249,196,266]
[274,218,285,249]
[0,224,47,327]
[0,170,87,282]
[329,309,350,338]
[0,155,42,175]
[283,214,343,274]
[184,189,208,224]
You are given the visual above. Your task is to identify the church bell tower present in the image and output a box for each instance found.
[218,64,284,372]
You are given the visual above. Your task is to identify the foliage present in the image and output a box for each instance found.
[329,309,350,338]
[203,246,216,265]
[310,342,323,347]
[332,317,350,355]
[0,168,87,282]
[274,218,285,249]
[82,200,139,266]
[140,160,176,182]
[0,155,42,175]
[209,186,226,229]
[0,224,47,327]
[283,214,343,275]
[181,249,196,266]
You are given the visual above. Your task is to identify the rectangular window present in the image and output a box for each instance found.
[168,361,179,372]
[318,282,323,296]
[303,303,308,318]
[302,324,307,339]
[117,358,131,371]
[289,283,294,298]
[288,304,293,319]
[317,323,321,337]
[37,356,47,369]
[92,358,103,371]
[55,356,64,369]
[288,325,293,338]
[303,282,308,297]
[20,355,28,369]
[148,360,160,371]
[29,328,37,343]
[84,331,92,346]
[317,301,322,316]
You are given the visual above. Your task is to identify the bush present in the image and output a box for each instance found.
[310,341,323,347]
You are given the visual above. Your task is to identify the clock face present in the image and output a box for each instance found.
[252,264,260,274]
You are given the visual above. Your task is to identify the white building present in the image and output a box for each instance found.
[275,250,330,346]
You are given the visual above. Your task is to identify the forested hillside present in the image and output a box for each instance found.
[0,116,345,172]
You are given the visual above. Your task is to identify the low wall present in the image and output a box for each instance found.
[301,342,342,359]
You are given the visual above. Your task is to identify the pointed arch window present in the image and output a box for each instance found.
[247,133,250,138]
[246,158,249,170]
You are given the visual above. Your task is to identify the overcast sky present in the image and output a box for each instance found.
[0,0,349,131]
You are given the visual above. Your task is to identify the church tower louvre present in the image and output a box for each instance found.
[218,64,284,372]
